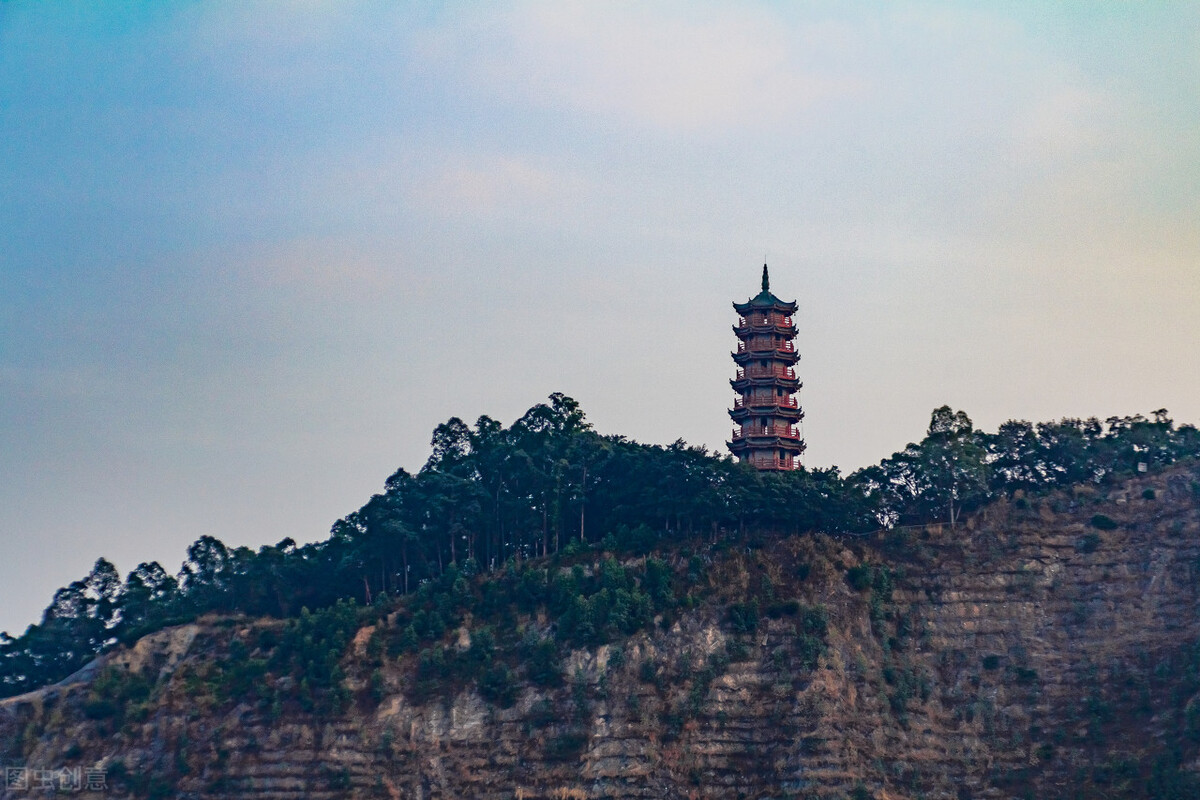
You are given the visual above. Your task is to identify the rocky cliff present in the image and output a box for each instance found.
[4,466,1200,800]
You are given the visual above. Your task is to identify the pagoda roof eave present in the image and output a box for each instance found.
[733,292,797,314]
[727,439,806,454]
[730,377,802,391]
[732,351,801,366]
[734,324,798,338]
[729,407,805,422]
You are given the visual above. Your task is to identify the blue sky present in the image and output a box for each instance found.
[2,1,1198,635]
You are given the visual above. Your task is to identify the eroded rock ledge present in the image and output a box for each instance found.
[4,467,1200,800]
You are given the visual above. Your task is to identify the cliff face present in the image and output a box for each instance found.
[4,466,1200,800]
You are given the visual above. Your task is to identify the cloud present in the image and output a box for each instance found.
[417,155,588,217]
[231,238,405,296]
[992,52,1123,180]
[183,1,370,91]
[421,3,864,131]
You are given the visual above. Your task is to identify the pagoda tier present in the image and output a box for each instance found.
[726,452,799,470]
[728,400,804,423]
[731,364,799,381]
[730,375,801,393]
[730,365,801,395]
[732,320,798,338]
[732,344,800,367]
[728,423,803,444]
[726,264,805,471]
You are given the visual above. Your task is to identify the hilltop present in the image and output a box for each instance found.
[3,397,1200,798]
[4,463,1200,798]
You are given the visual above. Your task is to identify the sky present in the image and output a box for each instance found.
[2,1,1198,636]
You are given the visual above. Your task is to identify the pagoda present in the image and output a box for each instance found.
[728,265,805,470]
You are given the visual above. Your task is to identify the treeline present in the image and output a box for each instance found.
[860,406,1200,527]
[2,394,1198,698]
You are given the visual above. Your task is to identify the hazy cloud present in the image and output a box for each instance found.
[418,155,589,217]
[414,4,864,131]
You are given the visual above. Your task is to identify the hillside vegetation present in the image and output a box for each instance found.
[4,459,1200,798]
[3,395,1198,705]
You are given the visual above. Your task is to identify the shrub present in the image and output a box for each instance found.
[273,599,360,704]
[83,667,152,721]
[766,599,800,619]
[846,564,872,591]
[608,646,625,669]
[369,669,386,704]
[883,664,929,713]
[1013,667,1038,685]
[524,637,562,687]
[416,646,449,684]
[728,600,759,634]
[1186,697,1200,742]
[643,558,674,605]
[1076,533,1101,554]
[465,627,496,671]
[479,664,517,708]
[611,523,656,555]
[796,635,823,670]
[1092,756,1139,786]
[798,604,829,637]
[396,625,418,654]
[528,697,556,728]
[1090,514,1118,531]
[83,697,119,720]
[1148,752,1200,798]
[323,767,351,791]
[725,639,751,661]
[982,654,1001,670]
[544,730,588,760]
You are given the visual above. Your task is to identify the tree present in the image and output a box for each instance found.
[858,407,988,526]
[920,406,989,525]
[988,420,1048,494]
[178,535,232,613]
[119,561,178,639]
[424,417,472,472]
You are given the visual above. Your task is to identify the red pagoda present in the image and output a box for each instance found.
[728,265,805,470]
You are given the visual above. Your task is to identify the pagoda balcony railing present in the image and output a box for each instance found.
[733,426,800,440]
[733,396,800,410]
[737,317,793,329]
[736,341,796,355]
[747,454,797,470]
[735,366,796,381]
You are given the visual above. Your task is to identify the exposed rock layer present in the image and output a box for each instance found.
[4,467,1200,799]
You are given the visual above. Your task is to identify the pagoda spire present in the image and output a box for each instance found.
[762,263,769,292]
